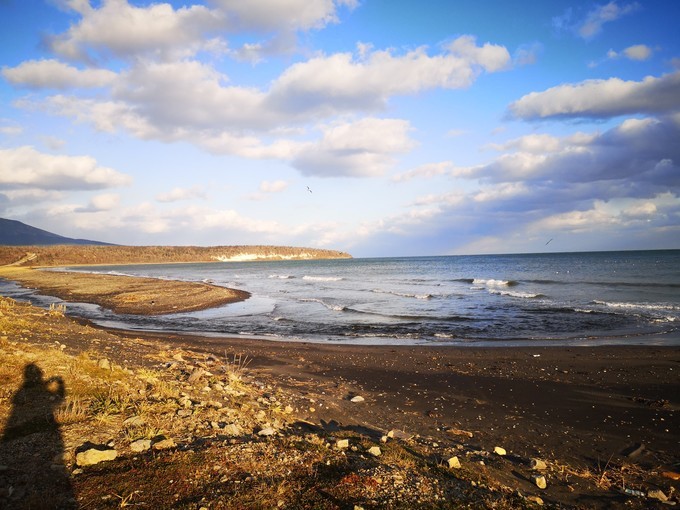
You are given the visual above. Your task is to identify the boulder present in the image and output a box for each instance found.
[76,445,117,466]
[130,439,151,452]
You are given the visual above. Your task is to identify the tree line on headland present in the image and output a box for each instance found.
[0,245,352,267]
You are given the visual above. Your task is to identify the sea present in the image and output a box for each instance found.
[2,250,679,347]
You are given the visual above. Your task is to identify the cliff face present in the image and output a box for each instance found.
[0,245,352,267]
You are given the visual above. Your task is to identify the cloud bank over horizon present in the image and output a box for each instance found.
[1,0,678,255]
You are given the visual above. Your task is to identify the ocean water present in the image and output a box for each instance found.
[2,250,680,346]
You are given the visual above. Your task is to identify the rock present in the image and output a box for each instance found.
[526,495,544,505]
[447,456,461,469]
[445,427,473,438]
[622,442,645,459]
[97,358,111,370]
[532,474,547,489]
[367,446,381,457]
[494,446,507,456]
[76,445,118,466]
[380,435,388,443]
[123,415,145,427]
[258,426,276,437]
[222,424,242,436]
[350,396,365,403]
[662,471,680,481]
[336,439,349,449]
[648,489,669,502]
[152,438,176,450]
[284,405,294,414]
[530,458,547,471]
[387,429,413,441]
[130,439,151,452]
[187,367,206,383]
[177,409,193,417]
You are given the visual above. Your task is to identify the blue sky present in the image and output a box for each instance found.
[1,0,679,256]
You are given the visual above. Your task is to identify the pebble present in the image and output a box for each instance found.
[530,458,547,471]
[447,456,461,469]
[336,439,349,449]
[152,438,176,450]
[367,446,381,457]
[97,359,111,370]
[350,396,365,403]
[123,415,145,427]
[258,426,276,437]
[494,446,507,456]
[387,429,413,441]
[648,489,669,502]
[526,495,544,505]
[177,409,193,417]
[222,424,242,436]
[532,474,547,489]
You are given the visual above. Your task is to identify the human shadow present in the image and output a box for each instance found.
[0,363,77,509]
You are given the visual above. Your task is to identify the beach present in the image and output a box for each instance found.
[0,266,678,508]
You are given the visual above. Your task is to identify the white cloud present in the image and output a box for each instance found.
[2,59,116,89]
[604,44,653,63]
[577,1,639,39]
[212,0,357,31]
[508,71,680,119]
[292,117,415,177]
[1,189,65,204]
[156,186,207,203]
[49,0,225,62]
[0,146,132,190]
[267,36,510,116]
[623,44,653,61]
[77,193,120,212]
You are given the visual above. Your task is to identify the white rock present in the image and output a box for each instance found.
[530,458,547,471]
[123,415,145,427]
[494,446,507,456]
[367,446,381,457]
[222,424,242,436]
[130,439,151,452]
[387,429,413,440]
[532,474,547,489]
[76,447,117,466]
[258,426,276,437]
[648,489,668,502]
[152,438,176,450]
[350,396,365,403]
[97,359,111,370]
[447,456,461,469]
[336,439,350,449]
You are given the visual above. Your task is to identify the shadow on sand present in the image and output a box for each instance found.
[0,363,76,509]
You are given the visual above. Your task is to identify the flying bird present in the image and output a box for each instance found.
[545,238,553,246]
[306,186,313,193]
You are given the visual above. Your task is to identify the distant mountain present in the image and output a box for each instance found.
[0,218,114,246]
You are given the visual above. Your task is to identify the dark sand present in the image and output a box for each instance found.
[111,330,679,472]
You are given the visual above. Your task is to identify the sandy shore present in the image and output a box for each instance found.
[1,266,678,507]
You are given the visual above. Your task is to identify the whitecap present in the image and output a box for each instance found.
[302,276,343,282]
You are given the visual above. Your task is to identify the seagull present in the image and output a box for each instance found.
[306,186,313,193]
[545,238,553,246]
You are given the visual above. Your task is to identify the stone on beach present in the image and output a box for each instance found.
[76,445,118,466]
[152,438,176,450]
[336,439,349,449]
[532,474,547,489]
[387,429,413,441]
[130,439,152,452]
[530,458,547,471]
[447,456,461,469]
[493,446,507,456]
[258,426,276,436]
[350,396,365,403]
[367,446,381,457]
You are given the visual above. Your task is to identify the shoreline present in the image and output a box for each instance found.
[0,267,678,507]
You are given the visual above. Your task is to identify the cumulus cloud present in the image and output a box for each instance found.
[76,193,120,212]
[2,59,116,89]
[48,0,225,62]
[470,116,680,190]
[292,118,415,177]
[156,186,207,203]
[577,1,639,39]
[0,146,132,190]
[268,36,510,116]
[508,71,680,120]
